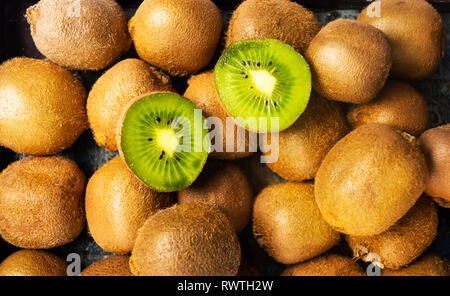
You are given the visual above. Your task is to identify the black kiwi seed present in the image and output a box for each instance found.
[156,117,161,122]
[269,61,272,66]
[242,61,246,66]
[244,75,248,79]
[257,62,261,67]
[148,138,153,141]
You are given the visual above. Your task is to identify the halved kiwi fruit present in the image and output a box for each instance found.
[81,256,133,276]
[117,92,209,192]
[0,250,67,277]
[282,254,365,276]
[214,39,312,133]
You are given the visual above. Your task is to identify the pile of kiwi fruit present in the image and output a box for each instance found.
[0,0,448,277]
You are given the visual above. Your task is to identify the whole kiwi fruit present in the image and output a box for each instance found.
[129,0,223,76]
[178,160,253,233]
[0,156,86,249]
[347,80,430,136]
[81,256,133,276]
[86,157,175,254]
[87,59,172,152]
[26,0,130,70]
[315,123,428,236]
[358,0,446,80]
[130,203,241,276]
[306,19,392,104]
[263,93,349,181]
[226,0,320,54]
[345,197,438,269]
[253,182,340,265]
[282,254,365,276]
[383,253,450,276]
[0,250,67,276]
[0,57,87,155]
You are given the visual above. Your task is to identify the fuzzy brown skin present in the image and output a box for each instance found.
[419,124,450,206]
[345,197,438,269]
[87,59,172,152]
[358,0,446,80]
[226,0,320,55]
[81,256,133,276]
[129,0,222,76]
[26,0,130,70]
[130,203,241,276]
[0,57,87,155]
[85,157,175,254]
[0,157,86,249]
[178,161,253,233]
[282,254,365,276]
[383,253,450,276]
[263,93,349,181]
[305,19,392,104]
[0,250,67,276]
[347,80,430,136]
[253,182,340,265]
[315,123,428,236]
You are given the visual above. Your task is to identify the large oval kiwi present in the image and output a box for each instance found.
[0,250,67,276]
[382,253,450,276]
[282,254,365,276]
[81,256,133,276]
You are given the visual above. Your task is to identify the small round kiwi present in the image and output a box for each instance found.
[253,182,340,265]
[178,160,253,233]
[128,0,222,76]
[282,254,365,276]
[87,59,172,152]
[347,80,430,136]
[382,253,450,276]
[0,250,67,276]
[358,0,446,80]
[80,256,133,276]
[0,156,86,249]
[345,197,438,269]
[315,123,429,236]
[263,92,349,181]
[130,203,241,276]
[26,0,130,70]
[305,19,392,104]
[419,124,450,207]
[226,0,320,54]
[86,157,175,254]
[0,57,87,155]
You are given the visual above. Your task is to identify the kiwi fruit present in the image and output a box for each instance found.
[263,92,349,181]
[215,39,312,133]
[178,160,253,233]
[253,182,340,265]
[419,124,450,207]
[345,197,438,269]
[128,0,222,76]
[282,254,365,276]
[315,123,429,236]
[237,258,261,276]
[305,19,392,104]
[117,92,209,192]
[347,80,430,136]
[0,250,67,276]
[26,0,130,70]
[87,59,173,152]
[184,71,253,159]
[358,0,446,80]
[86,157,175,254]
[81,256,133,276]
[130,203,241,276]
[383,253,450,276]
[0,57,87,155]
[0,156,86,249]
[226,0,320,55]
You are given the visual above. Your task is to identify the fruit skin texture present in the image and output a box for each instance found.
[358,0,446,80]
[347,80,430,136]
[253,182,340,265]
[0,156,86,249]
[130,203,241,276]
[81,256,133,276]
[382,253,450,276]
[178,161,253,233]
[305,19,392,104]
[0,57,87,155]
[282,254,365,276]
[315,123,428,236]
[0,250,67,276]
[345,197,438,269]
[85,157,175,254]
[263,93,349,181]
[226,0,320,55]
[129,0,222,76]
[87,59,172,152]
[26,0,130,70]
